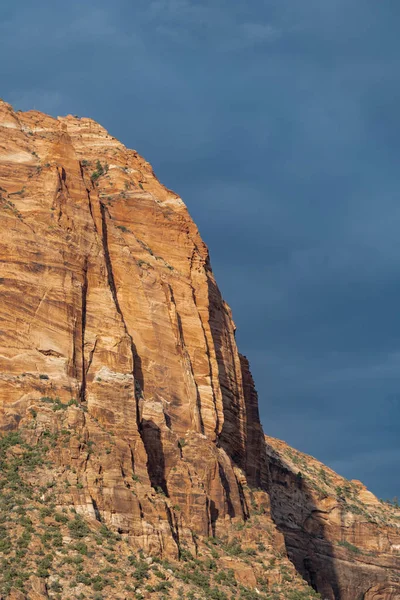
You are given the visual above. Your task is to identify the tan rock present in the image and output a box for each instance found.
[27,577,48,600]
[0,100,268,548]
[266,435,400,600]
[0,99,399,600]
[220,556,257,587]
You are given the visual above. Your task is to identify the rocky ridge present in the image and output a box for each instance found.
[266,437,400,599]
[0,99,398,599]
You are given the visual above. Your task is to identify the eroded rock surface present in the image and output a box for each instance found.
[0,100,312,600]
[0,99,268,546]
[0,99,398,599]
[266,436,400,600]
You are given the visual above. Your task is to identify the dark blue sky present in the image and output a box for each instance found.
[2,1,399,499]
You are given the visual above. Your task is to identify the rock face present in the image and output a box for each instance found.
[0,99,398,599]
[0,99,268,545]
[266,436,400,600]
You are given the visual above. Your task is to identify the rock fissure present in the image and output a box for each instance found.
[80,257,88,403]
[164,281,204,434]
[189,282,220,436]
[99,200,144,400]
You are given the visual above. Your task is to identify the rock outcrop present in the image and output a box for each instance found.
[0,98,268,543]
[266,436,400,600]
[0,99,398,599]
[0,100,313,599]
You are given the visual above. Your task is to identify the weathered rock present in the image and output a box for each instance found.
[7,591,26,600]
[0,99,268,552]
[27,577,48,600]
[266,436,400,600]
[0,99,399,600]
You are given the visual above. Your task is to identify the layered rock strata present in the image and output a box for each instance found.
[266,436,400,600]
[0,99,399,599]
[0,99,269,551]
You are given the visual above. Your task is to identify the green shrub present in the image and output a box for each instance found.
[91,160,104,182]
[68,516,89,539]
[131,560,149,582]
[55,512,69,524]
[36,554,53,577]
[338,540,361,554]
[74,541,88,555]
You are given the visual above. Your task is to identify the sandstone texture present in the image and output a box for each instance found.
[266,436,400,600]
[0,98,267,540]
[0,99,398,599]
[0,100,314,599]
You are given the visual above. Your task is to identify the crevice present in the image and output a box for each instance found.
[191,532,199,557]
[236,477,250,521]
[36,348,63,358]
[91,496,102,522]
[218,463,235,518]
[129,445,135,474]
[99,199,150,493]
[165,282,204,434]
[190,282,220,435]
[78,160,85,179]
[71,315,78,379]
[80,257,88,403]
[141,419,168,495]
[85,337,97,377]
[137,499,144,520]
[55,167,70,224]
[207,497,218,537]
[165,503,181,558]
[86,187,98,234]
[99,200,144,411]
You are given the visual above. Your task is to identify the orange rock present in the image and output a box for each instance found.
[0,99,399,600]
[266,435,400,600]
[0,99,267,552]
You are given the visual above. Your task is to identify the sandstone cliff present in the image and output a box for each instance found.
[0,99,314,599]
[266,436,400,599]
[0,99,398,600]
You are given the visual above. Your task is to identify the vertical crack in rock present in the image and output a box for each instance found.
[80,257,89,403]
[90,496,102,522]
[99,202,169,499]
[190,283,220,436]
[55,166,70,225]
[70,314,78,380]
[99,201,144,415]
[54,168,64,222]
[86,187,98,235]
[165,504,181,557]
[236,478,250,520]
[141,419,168,494]
[85,337,97,378]
[164,282,204,434]
[218,463,235,518]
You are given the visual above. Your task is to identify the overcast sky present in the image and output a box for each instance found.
[2,0,399,499]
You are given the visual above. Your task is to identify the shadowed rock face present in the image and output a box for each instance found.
[0,100,398,599]
[266,437,400,600]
